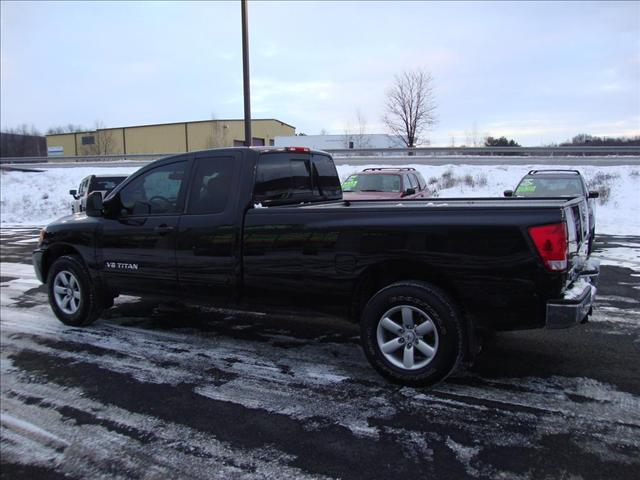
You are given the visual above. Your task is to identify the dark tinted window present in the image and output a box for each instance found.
[311,154,341,198]
[119,161,186,215]
[254,152,341,204]
[90,176,126,192]
[81,136,95,145]
[187,157,234,214]
[254,153,312,203]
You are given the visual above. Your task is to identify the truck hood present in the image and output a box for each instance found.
[45,212,102,232]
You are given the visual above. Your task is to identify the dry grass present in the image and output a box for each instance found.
[587,172,619,205]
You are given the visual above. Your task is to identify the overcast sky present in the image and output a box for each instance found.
[1,0,639,146]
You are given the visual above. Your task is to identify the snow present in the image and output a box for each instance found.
[598,246,640,271]
[1,412,70,450]
[338,163,640,236]
[0,166,139,225]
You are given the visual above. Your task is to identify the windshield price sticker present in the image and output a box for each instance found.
[342,178,357,190]
[516,179,537,193]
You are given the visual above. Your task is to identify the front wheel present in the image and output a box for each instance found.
[47,255,103,326]
[360,281,464,387]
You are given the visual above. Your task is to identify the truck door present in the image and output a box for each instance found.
[99,159,190,294]
[176,151,242,301]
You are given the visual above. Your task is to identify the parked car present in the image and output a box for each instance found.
[70,175,128,213]
[504,169,599,253]
[34,148,599,387]
[341,167,428,200]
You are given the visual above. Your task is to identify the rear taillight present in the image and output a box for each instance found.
[285,147,310,153]
[528,223,568,272]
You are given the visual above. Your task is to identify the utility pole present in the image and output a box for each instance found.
[241,0,252,146]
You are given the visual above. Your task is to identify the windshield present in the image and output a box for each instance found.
[342,174,401,193]
[515,177,584,197]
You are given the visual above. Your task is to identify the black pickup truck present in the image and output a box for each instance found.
[33,147,599,386]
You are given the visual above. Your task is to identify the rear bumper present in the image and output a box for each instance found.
[546,259,599,329]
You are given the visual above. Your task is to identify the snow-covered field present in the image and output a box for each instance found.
[1,163,639,236]
[0,166,139,226]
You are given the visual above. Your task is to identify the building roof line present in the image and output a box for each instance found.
[45,118,296,136]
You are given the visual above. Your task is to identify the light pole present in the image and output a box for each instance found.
[241,0,252,146]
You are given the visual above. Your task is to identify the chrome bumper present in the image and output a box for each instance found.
[546,259,599,329]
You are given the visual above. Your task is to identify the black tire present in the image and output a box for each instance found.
[360,281,464,387]
[46,255,104,326]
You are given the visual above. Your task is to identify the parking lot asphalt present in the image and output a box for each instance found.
[1,227,639,480]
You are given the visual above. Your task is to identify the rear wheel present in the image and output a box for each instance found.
[47,255,103,326]
[360,281,464,387]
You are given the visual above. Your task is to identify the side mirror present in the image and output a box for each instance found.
[504,190,514,197]
[588,191,599,199]
[403,188,416,197]
[86,191,103,217]
[69,189,77,198]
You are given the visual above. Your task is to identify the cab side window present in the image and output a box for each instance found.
[78,178,88,196]
[187,157,234,214]
[405,174,416,190]
[119,161,186,216]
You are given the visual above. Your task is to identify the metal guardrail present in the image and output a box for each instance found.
[327,146,640,156]
[0,153,174,165]
[1,146,639,165]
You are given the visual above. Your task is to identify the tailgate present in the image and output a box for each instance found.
[563,197,589,257]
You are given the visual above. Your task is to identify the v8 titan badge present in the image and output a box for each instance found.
[105,261,139,271]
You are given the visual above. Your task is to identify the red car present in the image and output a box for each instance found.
[341,168,428,200]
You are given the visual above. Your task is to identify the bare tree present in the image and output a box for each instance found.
[46,124,85,135]
[383,70,437,147]
[85,121,115,155]
[343,109,372,149]
[1,124,45,157]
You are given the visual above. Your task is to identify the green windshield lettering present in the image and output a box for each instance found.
[516,179,536,193]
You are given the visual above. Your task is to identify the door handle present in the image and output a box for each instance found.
[154,224,174,235]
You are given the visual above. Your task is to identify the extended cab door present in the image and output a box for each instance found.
[176,151,243,301]
[98,158,190,295]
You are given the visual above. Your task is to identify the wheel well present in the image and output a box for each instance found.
[350,261,464,322]
[350,261,478,363]
[42,244,81,282]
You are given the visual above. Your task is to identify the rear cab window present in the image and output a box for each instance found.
[254,151,341,205]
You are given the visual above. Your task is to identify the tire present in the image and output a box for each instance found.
[360,281,464,387]
[46,255,103,326]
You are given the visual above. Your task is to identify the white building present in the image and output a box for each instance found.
[274,134,403,151]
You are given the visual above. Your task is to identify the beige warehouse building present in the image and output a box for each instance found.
[46,118,295,156]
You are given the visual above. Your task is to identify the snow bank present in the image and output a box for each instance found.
[338,163,640,236]
[0,166,139,225]
[1,163,638,236]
